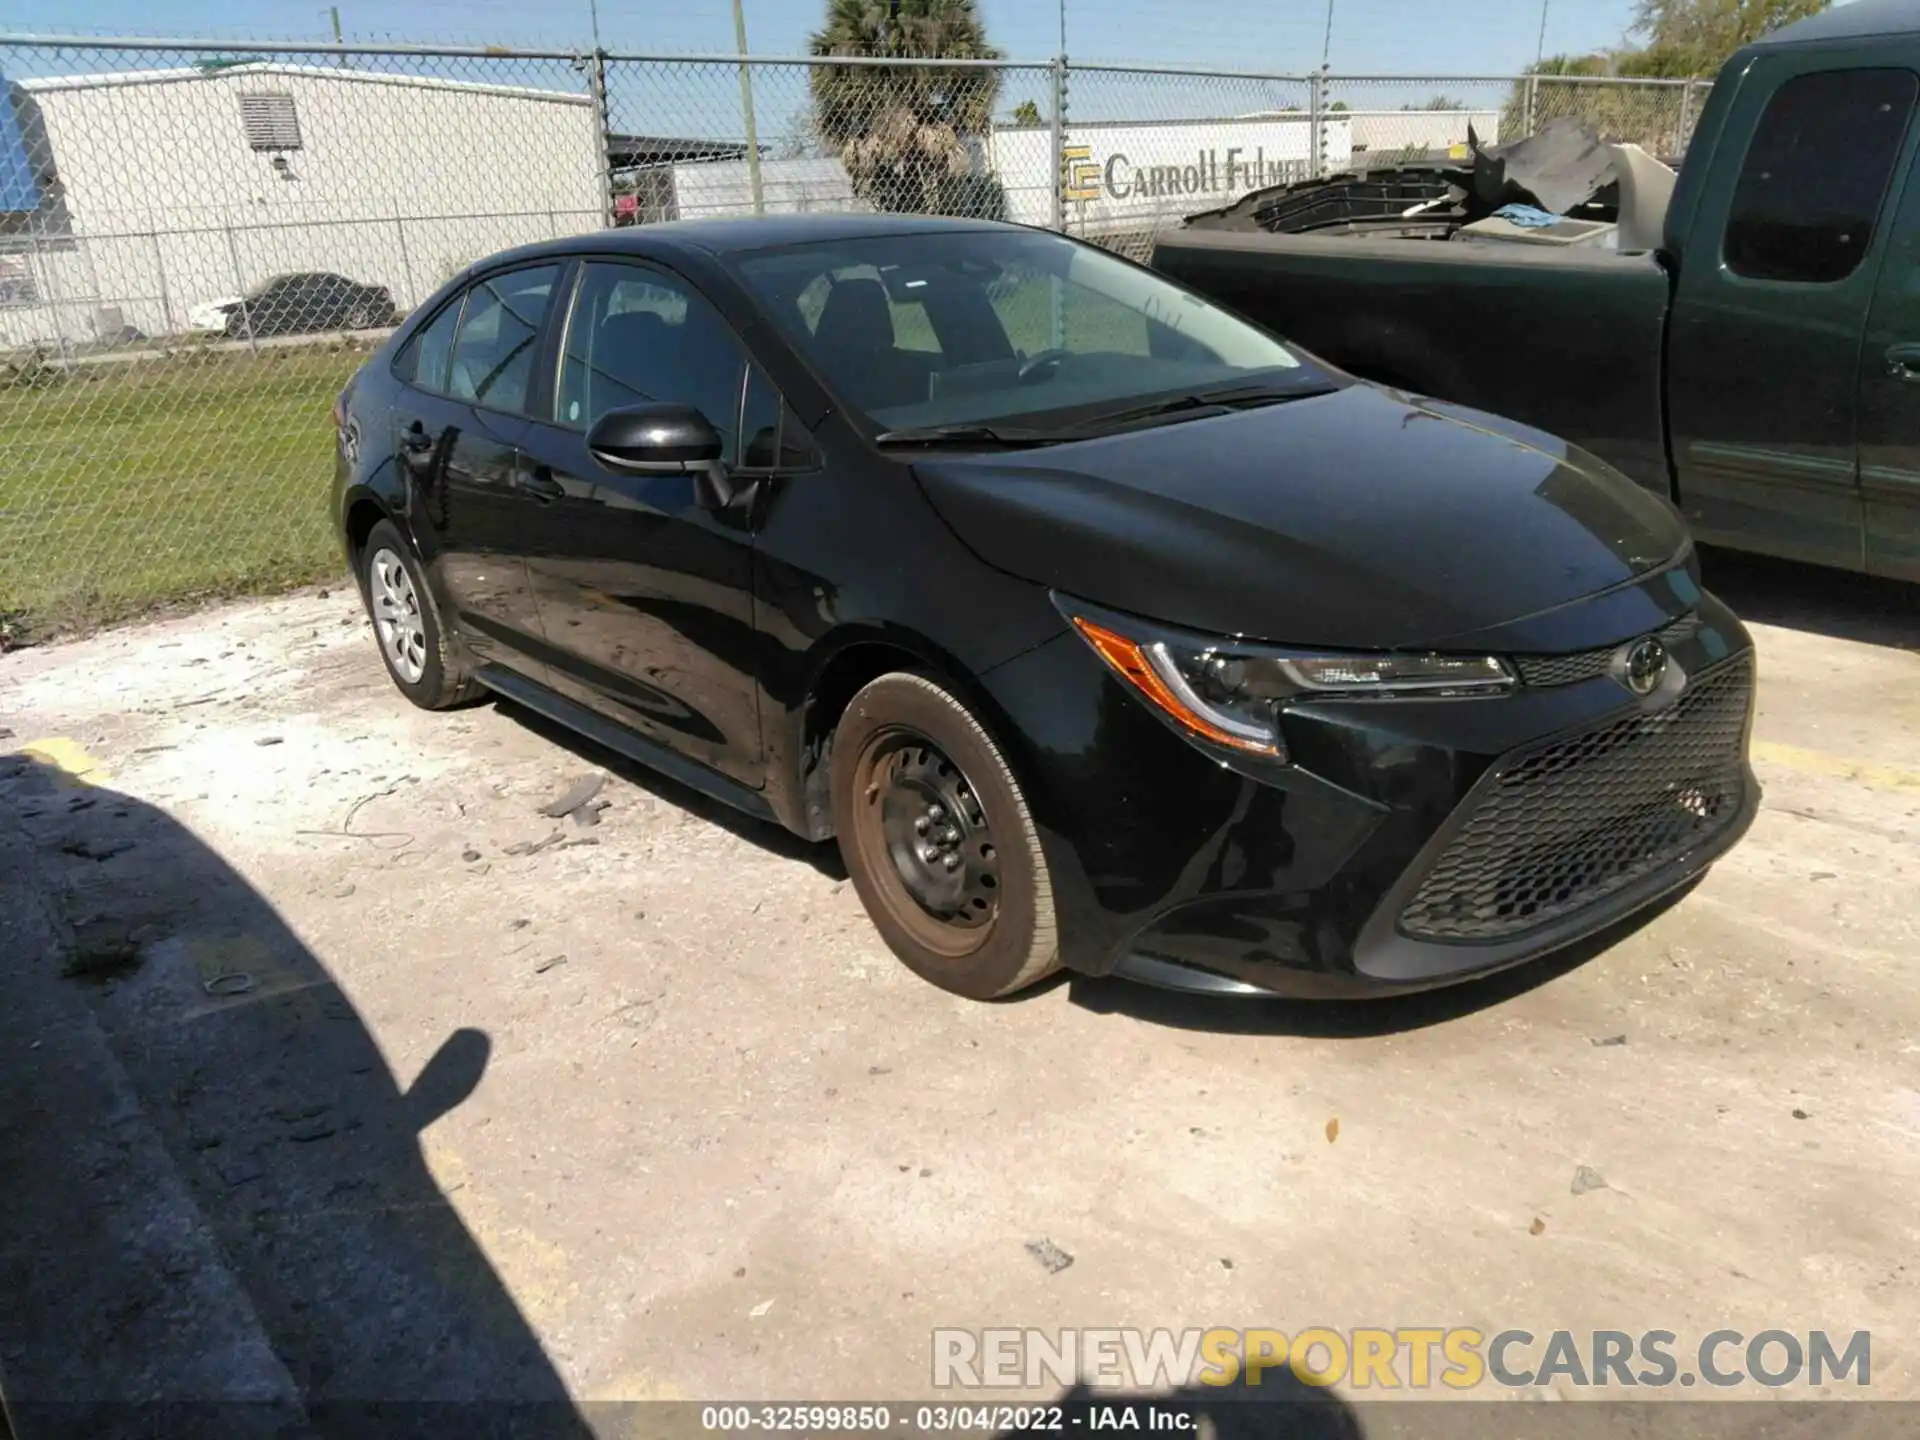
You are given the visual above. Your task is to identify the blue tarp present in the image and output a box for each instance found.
[0,71,41,214]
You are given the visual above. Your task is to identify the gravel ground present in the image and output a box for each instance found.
[1,555,1916,1427]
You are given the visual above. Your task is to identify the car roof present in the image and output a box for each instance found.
[472,212,1026,274]
[1755,0,1920,47]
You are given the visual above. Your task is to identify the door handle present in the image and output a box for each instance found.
[1885,343,1920,382]
[520,466,565,503]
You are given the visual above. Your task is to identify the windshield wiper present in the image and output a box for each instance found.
[1069,380,1337,435]
[872,422,1071,448]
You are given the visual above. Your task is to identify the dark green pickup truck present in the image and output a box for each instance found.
[1152,0,1920,582]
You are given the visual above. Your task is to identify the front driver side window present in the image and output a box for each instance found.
[555,261,746,465]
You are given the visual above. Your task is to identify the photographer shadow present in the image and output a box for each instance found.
[0,752,591,1438]
[997,1371,1364,1440]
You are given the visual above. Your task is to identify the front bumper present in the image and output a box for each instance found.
[980,589,1758,999]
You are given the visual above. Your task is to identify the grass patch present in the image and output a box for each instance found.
[0,343,376,643]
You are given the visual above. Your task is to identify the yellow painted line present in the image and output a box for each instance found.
[1752,740,1920,793]
[15,737,106,786]
[421,1133,577,1330]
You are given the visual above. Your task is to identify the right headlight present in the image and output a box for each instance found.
[1062,602,1515,761]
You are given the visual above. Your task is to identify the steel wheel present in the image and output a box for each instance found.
[832,671,1059,999]
[849,727,1004,959]
[369,546,428,684]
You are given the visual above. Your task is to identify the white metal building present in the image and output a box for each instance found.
[1,60,605,347]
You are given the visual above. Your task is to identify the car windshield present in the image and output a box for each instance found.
[732,229,1326,437]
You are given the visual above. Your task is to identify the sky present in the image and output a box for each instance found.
[0,0,1645,77]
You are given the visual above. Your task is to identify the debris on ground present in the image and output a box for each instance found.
[61,936,144,983]
[750,1299,775,1318]
[1571,1165,1608,1196]
[203,973,256,997]
[503,831,567,857]
[534,955,568,975]
[1590,1034,1628,1047]
[1792,1108,1810,1120]
[538,774,606,820]
[59,836,133,861]
[1026,1238,1074,1274]
[254,735,284,747]
[572,798,612,829]
[1325,1117,1340,1143]
[1530,1217,1547,1236]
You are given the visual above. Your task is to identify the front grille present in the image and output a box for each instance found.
[1398,654,1752,943]
[1514,613,1703,688]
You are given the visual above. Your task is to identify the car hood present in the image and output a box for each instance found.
[911,384,1691,652]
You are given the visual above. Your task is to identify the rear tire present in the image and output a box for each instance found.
[358,518,482,710]
[831,672,1059,1000]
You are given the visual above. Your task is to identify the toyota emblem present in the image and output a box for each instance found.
[1622,637,1669,697]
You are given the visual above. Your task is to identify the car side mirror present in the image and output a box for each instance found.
[586,402,735,509]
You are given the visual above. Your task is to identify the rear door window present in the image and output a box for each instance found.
[1725,68,1918,284]
[446,264,560,414]
[395,294,464,391]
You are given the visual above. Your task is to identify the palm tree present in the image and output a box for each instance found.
[808,0,1005,215]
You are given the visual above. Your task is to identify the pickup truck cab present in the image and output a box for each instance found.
[1152,0,1920,582]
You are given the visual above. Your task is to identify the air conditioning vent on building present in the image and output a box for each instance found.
[239,93,302,152]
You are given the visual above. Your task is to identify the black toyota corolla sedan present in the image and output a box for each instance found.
[331,213,1758,1001]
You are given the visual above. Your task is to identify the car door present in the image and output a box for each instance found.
[1856,97,1920,583]
[1667,60,1917,569]
[517,258,764,786]
[391,262,563,678]
[245,277,291,336]
[310,273,353,330]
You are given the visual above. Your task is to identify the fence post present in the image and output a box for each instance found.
[1524,72,1539,135]
[1050,55,1068,234]
[222,224,257,356]
[732,24,766,216]
[586,49,617,229]
[1308,69,1325,181]
[394,212,417,313]
[1676,77,1699,156]
[149,230,171,338]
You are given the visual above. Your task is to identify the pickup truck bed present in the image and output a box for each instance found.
[1152,230,1674,495]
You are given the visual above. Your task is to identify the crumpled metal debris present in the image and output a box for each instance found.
[1183,116,1670,238]
[538,773,605,820]
[1465,116,1619,217]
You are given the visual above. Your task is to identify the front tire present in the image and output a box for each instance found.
[831,672,1059,1000]
[358,518,481,710]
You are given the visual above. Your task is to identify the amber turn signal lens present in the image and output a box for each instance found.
[1070,616,1281,757]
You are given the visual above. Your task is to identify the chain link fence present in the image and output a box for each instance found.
[0,33,1710,641]
[1324,73,1707,166]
